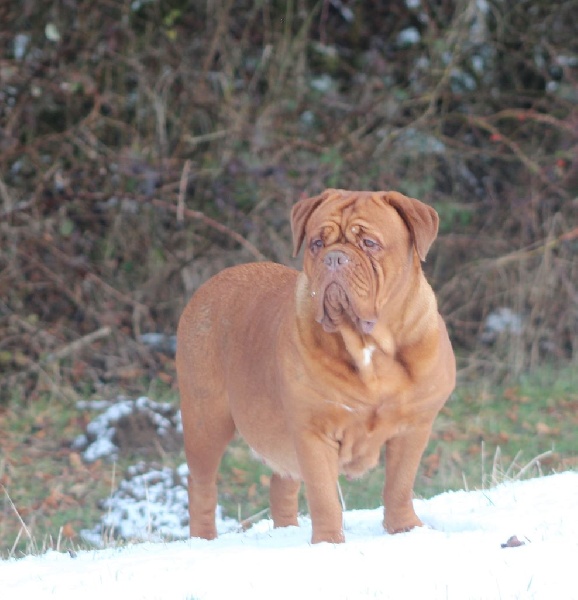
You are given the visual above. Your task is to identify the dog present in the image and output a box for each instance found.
[176,189,455,543]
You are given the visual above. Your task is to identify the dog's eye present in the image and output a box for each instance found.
[310,239,324,252]
[362,238,378,249]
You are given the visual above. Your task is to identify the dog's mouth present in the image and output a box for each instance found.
[316,282,377,334]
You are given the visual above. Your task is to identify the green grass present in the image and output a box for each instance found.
[1,364,577,556]
[428,364,578,493]
[0,396,110,556]
[0,392,183,557]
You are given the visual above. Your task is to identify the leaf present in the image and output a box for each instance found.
[423,453,440,477]
[501,535,525,548]
[467,444,481,456]
[231,467,247,484]
[450,451,464,465]
[62,522,76,539]
[157,372,173,385]
[68,452,84,471]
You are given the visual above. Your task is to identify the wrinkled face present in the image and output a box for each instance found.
[301,193,413,334]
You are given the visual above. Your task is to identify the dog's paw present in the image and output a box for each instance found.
[383,515,423,535]
[311,528,346,544]
[190,526,218,541]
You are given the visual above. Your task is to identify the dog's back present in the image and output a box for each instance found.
[177,262,297,391]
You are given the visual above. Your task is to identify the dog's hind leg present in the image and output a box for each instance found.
[269,473,301,528]
[179,366,235,540]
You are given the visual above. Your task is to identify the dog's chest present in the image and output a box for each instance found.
[331,400,406,478]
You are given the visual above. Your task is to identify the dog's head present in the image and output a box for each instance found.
[291,189,439,334]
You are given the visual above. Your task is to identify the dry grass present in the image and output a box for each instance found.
[1,1,577,403]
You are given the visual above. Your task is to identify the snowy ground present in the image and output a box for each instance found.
[1,399,577,599]
[1,473,577,599]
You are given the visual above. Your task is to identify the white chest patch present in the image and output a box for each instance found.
[362,344,376,367]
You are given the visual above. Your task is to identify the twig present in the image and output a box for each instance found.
[1,483,34,551]
[491,445,502,487]
[514,450,553,481]
[202,0,236,74]
[0,198,36,221]
[177,159,191,224]
[9,527,24,558]
[467,114,565,194]
[1,326,112,395]
[27,236,152,314]
[102,461,117,547]
[494,226,578,268]
[0,174,14,208]
[149,197,267,261]
[183,130,230,146]
[46,327,112,363]
[337,480,346,512]
[438,226,578,299]
[239,507,270,532]
[481,439,486,488]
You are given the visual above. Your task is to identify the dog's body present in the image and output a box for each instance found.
[177,189,455,543]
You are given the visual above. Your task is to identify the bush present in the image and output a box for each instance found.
[1,0,577,403]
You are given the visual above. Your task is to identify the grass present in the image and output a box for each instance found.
[0,392,183,557]
[0,396,109,557]
[1,364,577,557]
[430,364,578,493]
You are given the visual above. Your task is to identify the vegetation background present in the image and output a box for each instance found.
[0,0,577,554]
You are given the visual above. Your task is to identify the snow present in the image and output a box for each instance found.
[397,27,421,46]
[80,462,239,546]
[72,397,182,462]
[3,400,577,597]
[1,472,577,599]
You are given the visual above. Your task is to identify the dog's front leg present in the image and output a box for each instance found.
[383,424,432,534]
[295,432,344,544]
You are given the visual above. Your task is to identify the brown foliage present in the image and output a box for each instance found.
[1,0,577,402]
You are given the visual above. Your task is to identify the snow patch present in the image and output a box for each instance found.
[72,397,182,462]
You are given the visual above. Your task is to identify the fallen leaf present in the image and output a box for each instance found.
[62,522,76,539]
[69,452,84,471]
[440,428,465,442]
[450,451,463,465]
[467,444,481,456]
[43,488,77,509]
[231,467,247,484]
[496,432,510,444]
[114,366,145,380]
[157,372,173,385]
[536,422,552,435]
[503,387,519,401]
[501,535,525,548]
[423,453,440,477]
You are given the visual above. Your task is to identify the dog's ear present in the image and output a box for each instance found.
[291,190,333,256]
[385,191,439,261]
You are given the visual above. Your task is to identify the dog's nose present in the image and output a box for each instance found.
[324,250,349,270]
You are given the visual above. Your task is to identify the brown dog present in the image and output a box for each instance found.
[176,189,455,544]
